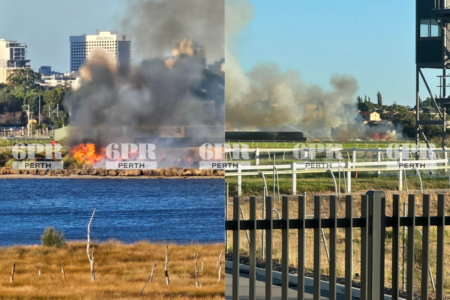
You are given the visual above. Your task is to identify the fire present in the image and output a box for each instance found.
[370,130,396,141]
[71,143,104,165]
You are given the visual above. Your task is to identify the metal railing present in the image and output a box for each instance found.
[225,193,448,300]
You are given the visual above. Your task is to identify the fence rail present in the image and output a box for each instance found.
[225,193,448,300]
[226,155,450,195]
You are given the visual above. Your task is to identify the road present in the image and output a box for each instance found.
[225,268,329,300]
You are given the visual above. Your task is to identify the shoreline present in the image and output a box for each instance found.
[0,240,224,248]
[0,174,223,179]
[0,167,224,179]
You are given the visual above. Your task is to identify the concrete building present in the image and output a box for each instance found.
[0,39,30,68]
[69,31,131,72]
[0,39,31,83]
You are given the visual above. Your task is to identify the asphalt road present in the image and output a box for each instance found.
[225,268,328,300]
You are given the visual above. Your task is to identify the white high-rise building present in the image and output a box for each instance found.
[0,39,31,83]
[0,39,30,68]
[69,31,131,72]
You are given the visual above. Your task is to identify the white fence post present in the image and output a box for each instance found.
[346,161,351,193]
[255,148,260,166]
[448,158,450,187]
[377,147,381,177]
[398,150,403,192]
[292,162,297,196]
[238,164,242,196]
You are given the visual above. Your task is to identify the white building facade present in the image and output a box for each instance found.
[69,31,131,72]
[0,39,31,84]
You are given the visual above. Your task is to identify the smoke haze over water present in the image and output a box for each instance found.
[225,0,402,140]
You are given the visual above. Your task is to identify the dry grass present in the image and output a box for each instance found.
[0,241,224,299]
[227,191,450,295]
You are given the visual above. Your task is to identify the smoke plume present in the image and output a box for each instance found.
[225,0,402,140]
[121,0,224,64]
[64,0,225,154]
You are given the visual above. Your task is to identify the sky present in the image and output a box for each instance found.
[0,0,126,73]
[237,0,437,107]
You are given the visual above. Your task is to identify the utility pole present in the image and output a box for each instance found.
[27,104,30,137]
[35,92,41,125]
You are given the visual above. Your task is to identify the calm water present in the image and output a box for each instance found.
[0,179,224,246]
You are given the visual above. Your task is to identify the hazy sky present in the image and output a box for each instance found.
[0,0,126,73]
[238,0,436,106]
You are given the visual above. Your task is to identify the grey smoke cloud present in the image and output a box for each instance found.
[225,0,402,140]
[64,0,225,150]
[121,0,224,64]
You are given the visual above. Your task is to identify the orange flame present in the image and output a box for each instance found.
[71,143,104,165]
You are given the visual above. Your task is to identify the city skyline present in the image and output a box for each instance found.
[0,0,125,73]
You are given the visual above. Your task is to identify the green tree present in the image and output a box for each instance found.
[377,91,382,107]
[41,227,66,248]
[358,101,375,111]
[6,69,40,90]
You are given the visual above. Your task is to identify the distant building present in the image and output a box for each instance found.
[37,66,79,89]
[0,39,31,83]
[69,31,131,72]
[39,66,52,76]
[359,111,381,122]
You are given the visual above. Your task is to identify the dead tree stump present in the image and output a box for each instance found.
[165,245,171,287]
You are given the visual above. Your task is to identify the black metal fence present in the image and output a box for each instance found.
[225,193,449,300]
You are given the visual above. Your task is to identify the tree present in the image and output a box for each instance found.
[364,95,367,103]
[357,96,362,104]
[6,69,40,90]
[358,101,375,112]
[377,91,383,107]
[368,97,371,103]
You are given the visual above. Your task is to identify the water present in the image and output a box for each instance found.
[0,178,224,246]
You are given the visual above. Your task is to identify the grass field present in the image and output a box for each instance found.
[225,172,450,197]
[0,138,52,147]
[226,192,450,296]
[0,241,224,299]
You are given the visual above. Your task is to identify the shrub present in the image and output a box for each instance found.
[41,227,67,248]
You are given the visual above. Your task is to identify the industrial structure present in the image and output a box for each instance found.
[415,0,450,149]
[69,31,131,72]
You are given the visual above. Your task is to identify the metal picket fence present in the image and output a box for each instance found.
[225,193,449,300]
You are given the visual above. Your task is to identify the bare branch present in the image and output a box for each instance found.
[139,260,156,296]
[87,209,96,282]
[10,263,15,283]
[218,251,223,283]
[61,262,65,279]
[165,245,171,287]
[194,253,203,288]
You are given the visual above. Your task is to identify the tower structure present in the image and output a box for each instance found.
[416,0,450,149]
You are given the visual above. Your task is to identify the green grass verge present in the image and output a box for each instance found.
[225,173,450,196]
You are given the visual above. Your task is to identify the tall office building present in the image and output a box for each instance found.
[70,31,131,72]
[0,39,31,83]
